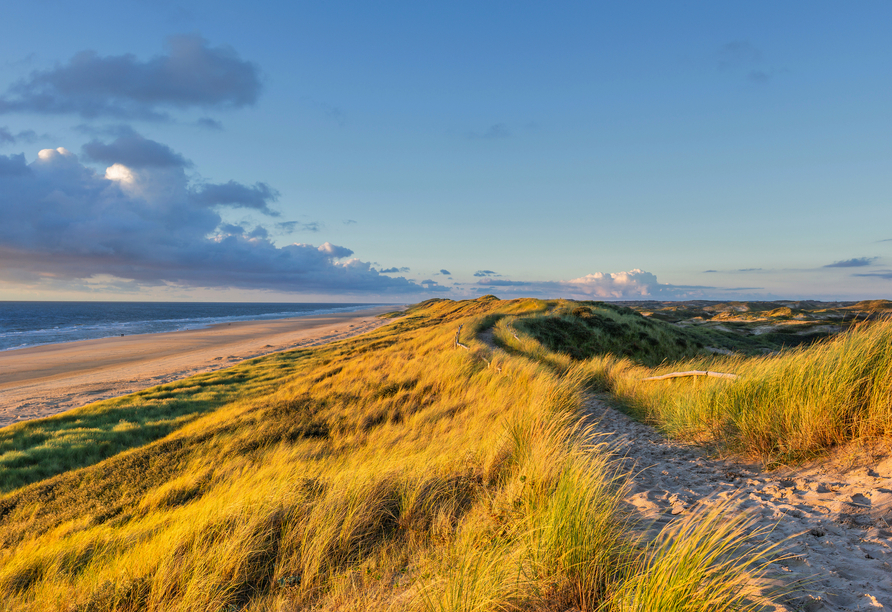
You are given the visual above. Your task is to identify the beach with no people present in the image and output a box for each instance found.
[0,305,397,428]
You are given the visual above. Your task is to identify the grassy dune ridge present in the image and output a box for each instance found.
[1,297,846,610]
[493,301,892,465]
[19,296,892,612]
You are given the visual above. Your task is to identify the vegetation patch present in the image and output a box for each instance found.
[0,298,782,611]
[514,301,707,365]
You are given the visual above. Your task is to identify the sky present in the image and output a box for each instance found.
[0,1,890,303]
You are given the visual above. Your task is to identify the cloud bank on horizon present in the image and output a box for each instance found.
[0,142,726,299]
[473,269,740,301]
[0,35,437,297]
[0,141,430,295]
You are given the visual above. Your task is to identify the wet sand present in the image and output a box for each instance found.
[0,306,399,428]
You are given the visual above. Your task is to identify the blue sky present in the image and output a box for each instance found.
[1,1,890,302]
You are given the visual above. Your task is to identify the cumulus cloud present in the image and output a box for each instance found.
[438,269,451,275]
[78,129,278,214]
[824,257,877,268]
[0,34,261,120]
[562,270,678,298]
[316,242,353,259]
[0,144,430,296]
[380,267,410,274]
[474,269,718,300]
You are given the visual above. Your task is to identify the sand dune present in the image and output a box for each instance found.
[0,306,397,428]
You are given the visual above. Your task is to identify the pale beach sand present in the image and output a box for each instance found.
[0,306,399,428]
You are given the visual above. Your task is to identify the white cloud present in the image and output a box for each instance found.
[316,242,353,259]
[104,163,135,185]
[562,269,661,298]
[475,268,720,300]
[37,146,74,161]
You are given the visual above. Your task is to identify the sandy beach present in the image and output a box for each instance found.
[0,306,398,428]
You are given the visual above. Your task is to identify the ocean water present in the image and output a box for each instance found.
[0,302,385,352]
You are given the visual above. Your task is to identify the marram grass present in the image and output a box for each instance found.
[590,318,892,464]
[0,298,783,611]
[614,502,786,612]
[492,304,892,464]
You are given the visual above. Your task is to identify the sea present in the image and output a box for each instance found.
[0,302,387,352]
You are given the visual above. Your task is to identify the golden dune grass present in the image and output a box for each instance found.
[0,298,782,611]
[583,319,892,464]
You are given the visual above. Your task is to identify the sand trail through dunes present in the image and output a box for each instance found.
[585,394,892,611]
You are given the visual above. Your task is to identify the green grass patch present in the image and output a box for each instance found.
[509,300,836,367]
[583,319,892,464]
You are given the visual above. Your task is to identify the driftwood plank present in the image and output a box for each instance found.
[642,370,738,381]
[454,324,470,350]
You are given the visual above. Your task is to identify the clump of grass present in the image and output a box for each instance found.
[521,435,629,609]
[614,502,783,612]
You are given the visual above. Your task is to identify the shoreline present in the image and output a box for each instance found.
[0,303,386,354]
[0,305,400,429]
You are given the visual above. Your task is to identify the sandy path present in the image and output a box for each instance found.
[585,394,892,611]
[0,306,398,428]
